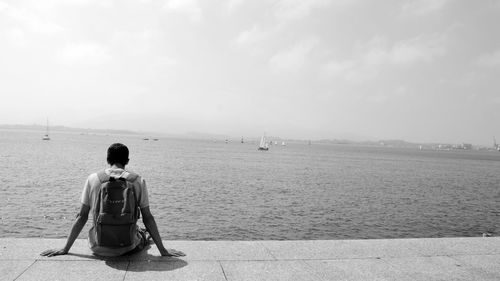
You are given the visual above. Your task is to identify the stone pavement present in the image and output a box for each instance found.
[0,237,499,280]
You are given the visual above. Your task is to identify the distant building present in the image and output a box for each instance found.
[462,143,472,150]
[451,143,472,150]
[437,144,452,150]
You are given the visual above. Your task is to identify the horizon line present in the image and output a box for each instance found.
[0,123,496,147]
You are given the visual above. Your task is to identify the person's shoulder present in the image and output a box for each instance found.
[88,170,107,184]
[126,169,140,177]
[91,171,101,180]
[125,170,144,184]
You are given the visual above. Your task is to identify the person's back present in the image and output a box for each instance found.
[41,143,185,258]
[84,167,148,256]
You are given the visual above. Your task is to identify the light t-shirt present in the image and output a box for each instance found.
[81,168,150,256]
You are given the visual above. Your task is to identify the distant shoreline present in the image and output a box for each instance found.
[0,124,138,136]
[0,123,495,149]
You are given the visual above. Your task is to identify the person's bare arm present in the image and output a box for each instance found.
[141,206,185,257]
[40,204,90,257]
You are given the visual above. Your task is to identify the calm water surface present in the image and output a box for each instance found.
[1,130,499,240]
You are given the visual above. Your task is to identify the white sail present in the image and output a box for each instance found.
[259,135,265,147]
[258,134,269,150]
[42,118,50,140]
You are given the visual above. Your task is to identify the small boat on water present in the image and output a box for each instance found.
[258,134,269,151]
[42,118,50,140]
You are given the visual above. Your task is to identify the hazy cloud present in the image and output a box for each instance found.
[227,0,244,12]
[323,59,357,78]
[402,0,451,15]
[3,28,27,47]
[389,35,446,64]
[236,24,273,45]
[57,42,111,65]
[0,1,8,12]
[1,3,65,34]
[269,38,318,73]
[1,0,499,144]
[361,35,446,66]
[476,49,500,67]
[110,29,163,56]
[164,0,202,22]
[274,0,331,20]
[323,34,446,82]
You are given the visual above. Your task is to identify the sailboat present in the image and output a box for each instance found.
[258,134,269,151]
[42,118,50,140]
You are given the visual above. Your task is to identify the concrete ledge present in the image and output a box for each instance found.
[1,237,499,280]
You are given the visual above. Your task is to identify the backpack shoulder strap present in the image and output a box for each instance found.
[120,171,141,219]
[121,171,139,183]
[96,170,110,183]
[94,170,110,221]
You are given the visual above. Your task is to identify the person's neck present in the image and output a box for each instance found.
[110,164,125,170]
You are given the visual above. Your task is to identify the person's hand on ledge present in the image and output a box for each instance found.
[40,248,68,257]
[160,248,186,257]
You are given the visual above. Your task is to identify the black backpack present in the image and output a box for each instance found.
[91,170,140,248]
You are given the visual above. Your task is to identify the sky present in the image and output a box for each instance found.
[0,0,499,144]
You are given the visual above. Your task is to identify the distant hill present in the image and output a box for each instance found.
[373,139,419,147]
[182,131,232,140]
[2,124,481,148]
[0,124,139,135]
[316,138,424,147]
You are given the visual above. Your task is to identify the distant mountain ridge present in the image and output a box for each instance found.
[1,124,484,148]
[0,124,138,135]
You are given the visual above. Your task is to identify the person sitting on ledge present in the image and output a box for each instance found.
[41,143,185,258]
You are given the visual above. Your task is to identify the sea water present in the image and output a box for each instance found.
[0,129,499,240]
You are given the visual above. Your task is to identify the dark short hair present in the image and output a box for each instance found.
[107,143,129,166]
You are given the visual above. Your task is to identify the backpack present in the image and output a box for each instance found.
[91,170,140,248]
